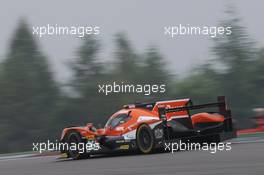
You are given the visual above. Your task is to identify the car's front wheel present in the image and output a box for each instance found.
[66,132,90,159]
[136,124,155,154]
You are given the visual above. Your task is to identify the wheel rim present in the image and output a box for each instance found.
[68,136,80,158]
[138,127,152,151]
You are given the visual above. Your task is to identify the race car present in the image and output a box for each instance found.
[60,96,236,159]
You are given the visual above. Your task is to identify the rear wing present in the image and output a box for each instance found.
[158,96,233,132]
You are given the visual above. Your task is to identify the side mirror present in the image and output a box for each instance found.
[86,123,94,128]
[108,125,113,130]
[86,123,97,132]
[97,123,102,129]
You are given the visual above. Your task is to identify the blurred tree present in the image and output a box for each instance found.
[54,36,108,128]
[70,36,102,95]
[143,47,169,84]
[112,33,141,82]
[170,62,222,109]
[170,7,261,125]
[141,47,171,100]
[250,48,264,107]
[212,8,258,118]
[0,20,59,152]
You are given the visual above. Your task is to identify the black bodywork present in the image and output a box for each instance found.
[158,96,236,144]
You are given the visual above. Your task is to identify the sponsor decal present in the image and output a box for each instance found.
[137,116,159,122]
[123,130,136,140]
[120,145,130,150]
[154,128,164,139]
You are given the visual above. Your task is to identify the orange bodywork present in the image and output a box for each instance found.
[153,99,190,119]
[61,108,161,140]
[61,98,225,141]
[191,113,225,125]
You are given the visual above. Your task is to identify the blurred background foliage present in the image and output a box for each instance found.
[0,10,264,153]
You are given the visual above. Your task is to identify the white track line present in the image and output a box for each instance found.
[0,154,36,161]
[231,139,264,144]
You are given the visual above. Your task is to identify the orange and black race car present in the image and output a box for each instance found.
[60,96,236,159]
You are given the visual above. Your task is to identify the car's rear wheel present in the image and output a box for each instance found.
[66,132,90,159]
[136,124,155,154]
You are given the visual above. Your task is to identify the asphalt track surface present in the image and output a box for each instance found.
[0,142,263,175]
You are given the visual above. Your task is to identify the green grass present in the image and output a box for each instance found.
[0,151,35,157]
[238,132,264,138]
